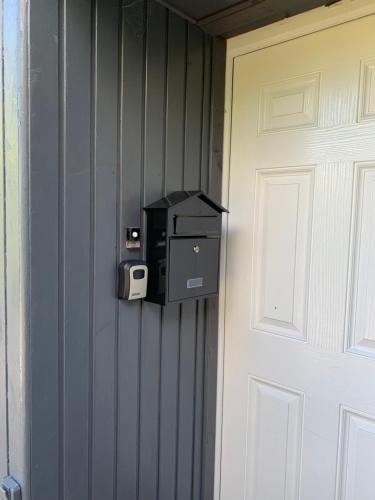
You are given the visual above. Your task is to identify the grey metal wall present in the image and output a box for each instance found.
[27,0,225,500]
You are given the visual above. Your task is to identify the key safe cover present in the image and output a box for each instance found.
[144,191,228,305]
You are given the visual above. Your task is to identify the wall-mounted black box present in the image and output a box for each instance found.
[144,191,228,305]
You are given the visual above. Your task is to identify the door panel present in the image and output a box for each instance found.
[336,407,375,500]
[252,167,314,340]
[347,163,375,358]
[245,377,304,500]
[222,14,375,500]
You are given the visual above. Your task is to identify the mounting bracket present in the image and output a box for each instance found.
[0,477,21,500]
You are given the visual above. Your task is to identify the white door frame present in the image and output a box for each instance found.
[215,1,375,498]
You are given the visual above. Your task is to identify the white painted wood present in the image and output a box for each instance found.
[358,59,375,122]
[346,163,375,358]
[259,74,320,133]
[220,12,375,500]
[252,167,314,340]
[308,163,353,352]
[336,407,375,500]
[246,378,304,500]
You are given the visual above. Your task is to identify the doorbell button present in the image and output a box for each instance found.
[126,227,141,249]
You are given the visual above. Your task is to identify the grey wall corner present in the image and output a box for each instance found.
[1,0,31,498]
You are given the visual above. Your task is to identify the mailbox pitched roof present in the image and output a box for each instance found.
[144,190,228,212]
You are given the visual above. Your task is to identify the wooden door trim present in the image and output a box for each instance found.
[215,1,375,499]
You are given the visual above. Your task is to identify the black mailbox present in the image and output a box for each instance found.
[144,191,228,305]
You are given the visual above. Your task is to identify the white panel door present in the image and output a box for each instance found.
[221,14,375,500]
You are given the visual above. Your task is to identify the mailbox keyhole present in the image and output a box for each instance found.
[193,245,200,254]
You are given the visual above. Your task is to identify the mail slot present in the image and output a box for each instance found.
[144,191,228,305]
[174,215,220,235]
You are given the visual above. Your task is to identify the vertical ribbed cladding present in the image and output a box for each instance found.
[27,0,61,497]
[88,3,97,499]
[26,1,225,499]
[117,0,146,498]
[202,37,226,500]
[118,4,224,499]
[61,1,92,499]
[138,2,166,499]
[90,1,120,499]
[58,2,66,499]
[177,22,204,500]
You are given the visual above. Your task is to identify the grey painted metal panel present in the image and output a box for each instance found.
[202,299,220,500]
[158,13,186,500]
[63,1,92,499]
[158,303,180,500]
[138,3,167,499]
[193,301,206,499]
[208,38,226,204]
[177,301,197,500]
[202,36,226,500]
[200,35,213,194]
[28,0,60,498]
[117,1,146,498]
[164,13,186,193]
[23,1,225,499]
[176,26,205,499]
[91,1,119,499]
[184,25,204,191]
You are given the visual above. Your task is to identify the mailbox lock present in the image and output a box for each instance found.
[193,245,200,254]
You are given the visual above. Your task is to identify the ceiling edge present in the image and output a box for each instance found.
[155,0,197,24]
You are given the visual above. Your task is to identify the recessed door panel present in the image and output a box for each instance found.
[252,167,313,340]
[347,164,375,357]
[336,408,375,500]
[245,378,304,500]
